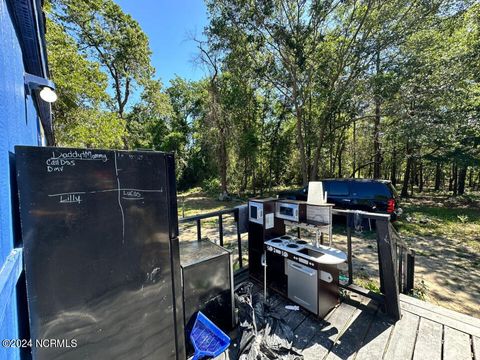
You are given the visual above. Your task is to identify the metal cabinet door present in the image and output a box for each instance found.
[286,260,318,314]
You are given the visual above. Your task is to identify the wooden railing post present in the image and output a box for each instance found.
[218,215,224,246]
[376,219,401,320]
[234,208,243,269]
[398,248,403,293]
[346,212,353,285]
[405,250,415,293]
[196,219,201,241]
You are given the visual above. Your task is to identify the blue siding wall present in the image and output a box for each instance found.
[0,0,43,358]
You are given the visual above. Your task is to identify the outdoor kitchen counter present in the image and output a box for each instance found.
[264,240,347,265]
[300,244,347,265]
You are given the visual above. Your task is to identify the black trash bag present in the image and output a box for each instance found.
[232,282,303,360]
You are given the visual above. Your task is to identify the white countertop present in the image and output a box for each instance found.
[265,236,346,265]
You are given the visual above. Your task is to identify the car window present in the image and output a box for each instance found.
[387,183,399,198]
[351,182,390,199]
[326,181,349,196]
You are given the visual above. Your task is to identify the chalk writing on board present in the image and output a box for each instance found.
[117,153,144,161]
[60,194,82,204]
[45,150,108,173]
[48,188,164,198]
[48,192,85,204]
[122,190,144,201]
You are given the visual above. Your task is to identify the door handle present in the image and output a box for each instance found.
[342,199,351,202]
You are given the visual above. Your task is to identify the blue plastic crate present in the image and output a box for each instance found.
[190,311,231,360]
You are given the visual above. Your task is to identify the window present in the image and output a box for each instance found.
[327,182,349,196]
[352,183,390,199]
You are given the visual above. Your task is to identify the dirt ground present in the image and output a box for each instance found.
[177,190,480,319]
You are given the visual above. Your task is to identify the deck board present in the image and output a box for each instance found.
[400,296,480,337]
[383,311,420,360]
[223,282,479,360]
[301,301,358,359]
[292,315,328,351]
[443,327,472,360]
[354,313,394,360]
[325,303,378,360]
[473,336,479,360]
[412,318,443,360]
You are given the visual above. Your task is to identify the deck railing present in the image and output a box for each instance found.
[332,209,415,320]
[179,205,414,321]
[179,206,246,270]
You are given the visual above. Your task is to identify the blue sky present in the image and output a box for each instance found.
[114,0,209,86]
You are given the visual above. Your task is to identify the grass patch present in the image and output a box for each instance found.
[396,193,480,251]
[177,187,243,218]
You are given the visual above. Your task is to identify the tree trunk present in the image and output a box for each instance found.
[434,162,442,191]
[373,49,382,179]
[338,142,343,178]
[448,165,454,191]
[209,80,228,195]
[458,166,467,195]
[312,110,330,181]
[352,119,356,178]
[219,133,228,194]
[419,161,424,193]
[241,157,248,193]
[390,147,397,186]
[401,147,412,198]
[410,160,415,197]
[293,88,308,184]
[452,163,458,196]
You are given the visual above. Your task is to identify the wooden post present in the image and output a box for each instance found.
[235,208,243,269]
[376,219,401,320]
[218,215,224,246]
[398,247,403,293]
[346,213,353,285]
[405,250,415,293]
[196,219,201,242]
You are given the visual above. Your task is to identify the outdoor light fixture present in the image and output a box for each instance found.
[24,73,57,103]
[39,86,58,103]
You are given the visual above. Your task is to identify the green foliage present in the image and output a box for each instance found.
[127,79,173,150]
[411,279,429,301]
[52,0,154,121]
[46,0,479,197]
[201,178,221,195]
[65,110,126,148]
[46,17,122,148]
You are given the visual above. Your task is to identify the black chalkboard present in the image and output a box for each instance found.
[15,146,185,360]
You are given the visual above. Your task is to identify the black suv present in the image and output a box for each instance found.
[278,179,401,220]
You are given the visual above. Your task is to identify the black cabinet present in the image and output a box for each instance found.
[266,252,287,294]
[180,240,234,355]
[248,199,285,281]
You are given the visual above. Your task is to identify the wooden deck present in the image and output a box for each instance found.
[221,284,480,360]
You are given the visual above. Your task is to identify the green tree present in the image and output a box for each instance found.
[52,0,154,120]
[46,17,125,148]
[127,79,173,150]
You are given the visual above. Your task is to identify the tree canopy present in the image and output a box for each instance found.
[46,0,480,196]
